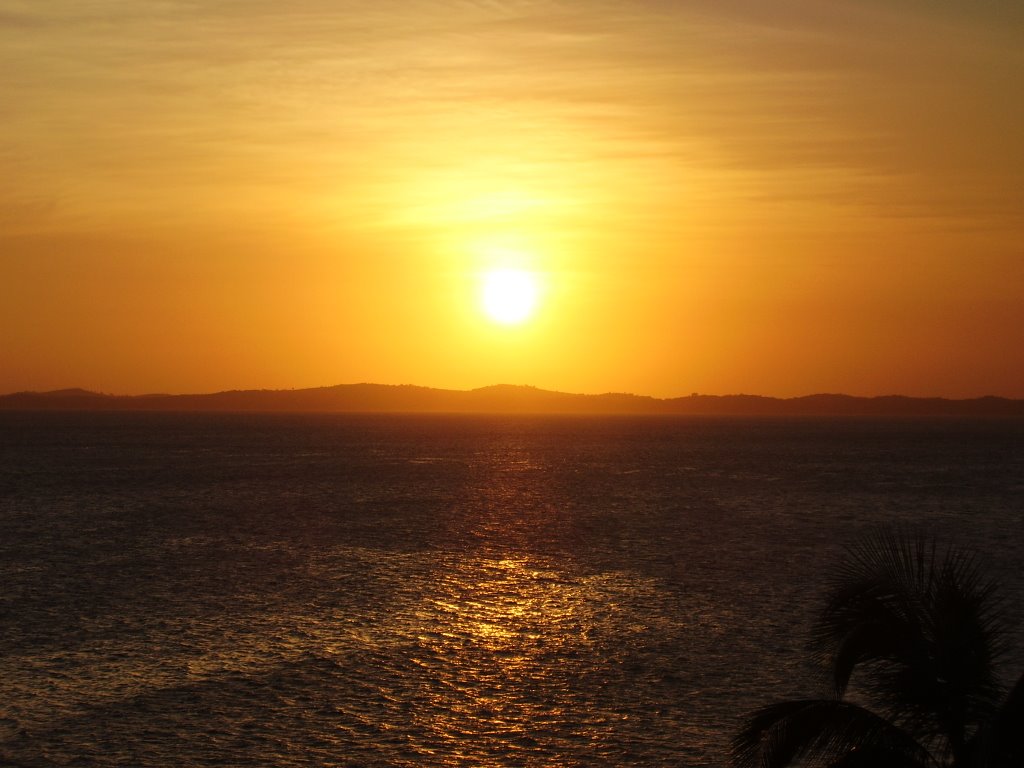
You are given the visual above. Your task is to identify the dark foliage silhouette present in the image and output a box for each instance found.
[732,529,1023,768]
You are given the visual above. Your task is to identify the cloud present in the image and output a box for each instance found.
[2,0,1021,235]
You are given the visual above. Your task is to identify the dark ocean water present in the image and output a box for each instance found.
[0,412,1021,767]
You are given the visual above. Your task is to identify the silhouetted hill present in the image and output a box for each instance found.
[1,385,1022,416]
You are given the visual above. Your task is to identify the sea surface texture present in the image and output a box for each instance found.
[1,413,1022,767]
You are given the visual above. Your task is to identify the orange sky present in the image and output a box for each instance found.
[2,1,1023,398]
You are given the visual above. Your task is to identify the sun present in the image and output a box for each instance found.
[481,268,540,325]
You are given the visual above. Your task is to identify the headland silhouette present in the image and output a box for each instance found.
[2,384,1022,416]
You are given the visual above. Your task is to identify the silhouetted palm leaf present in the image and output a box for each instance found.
[731,698,935,768]
[969,672,1024,768]
[734,528,1019,768]
[812,528,1008,760]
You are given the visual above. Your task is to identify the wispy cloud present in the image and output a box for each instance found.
[2,0,1021,231]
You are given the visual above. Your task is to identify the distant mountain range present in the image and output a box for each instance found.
[2,384,1022,416]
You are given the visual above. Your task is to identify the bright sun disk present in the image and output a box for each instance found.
[481,268,539,325]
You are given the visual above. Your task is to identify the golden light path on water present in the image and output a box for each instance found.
[363,551,698,766]
[336,442,713,766]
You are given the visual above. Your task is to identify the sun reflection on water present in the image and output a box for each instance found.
[405,552,594,766]
[376,441,669,764]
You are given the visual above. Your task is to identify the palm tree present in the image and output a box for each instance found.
[732,529,1023,768]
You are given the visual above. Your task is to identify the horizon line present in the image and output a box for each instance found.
[3,383,1021,403]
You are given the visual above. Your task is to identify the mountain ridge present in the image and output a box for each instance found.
[1,384,1022,416]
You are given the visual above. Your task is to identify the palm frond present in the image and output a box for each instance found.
[731,699,935,768]
[825,746,936,768]
[969,672,1024,768]
[811,526,1010,753]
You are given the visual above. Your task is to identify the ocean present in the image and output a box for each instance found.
[1,412,1021,767]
